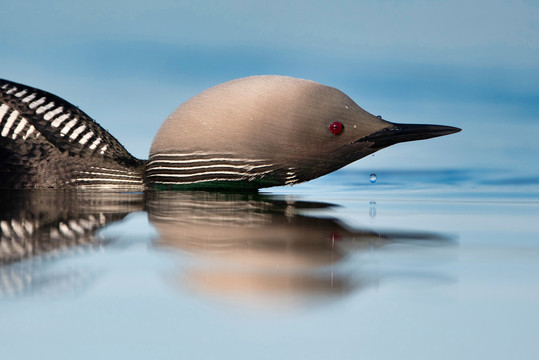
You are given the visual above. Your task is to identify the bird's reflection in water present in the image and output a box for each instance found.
[147,191,454,307]
[0,189,144,297]
[0,190,454,304]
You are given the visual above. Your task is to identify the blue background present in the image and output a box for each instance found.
[2,0,538,177]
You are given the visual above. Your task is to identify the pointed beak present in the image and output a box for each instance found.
[359,123,461,149]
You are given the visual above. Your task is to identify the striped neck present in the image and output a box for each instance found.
[145,151,291,190]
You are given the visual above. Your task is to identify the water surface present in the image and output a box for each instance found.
[1,168,538,360]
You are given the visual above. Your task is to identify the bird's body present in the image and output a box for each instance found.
[0,76,460,190]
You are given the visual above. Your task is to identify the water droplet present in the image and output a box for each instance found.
[369,201,377,217]
[369,173,377,183]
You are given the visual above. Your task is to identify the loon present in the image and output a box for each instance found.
[0,76,460,190]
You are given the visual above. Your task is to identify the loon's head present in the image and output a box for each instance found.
[147,75,460,189]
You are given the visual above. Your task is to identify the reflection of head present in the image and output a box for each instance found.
[148,191,361,306]
[180,268,353,309]
[149,191,453,308]
[148,191,362,266]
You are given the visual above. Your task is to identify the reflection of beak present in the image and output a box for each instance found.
[359,123,461,149]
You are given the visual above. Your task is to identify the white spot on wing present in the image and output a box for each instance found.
[79,131,94,145]
[69,124,86,140]
[15,89,28,97]
[28,97,46,109]
[36,101,55,114]
[60,118,78,136]
[23,125,36,139]
[22,93,37,103]
[0,104,8,121]
[51,114,70,128]
[99,145,108,155]
[44,106,64,120]
[1,110,19,137]
[89,137,102,150]
[12,118,28,139]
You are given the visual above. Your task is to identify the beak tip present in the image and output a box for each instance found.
[446,126,462,135]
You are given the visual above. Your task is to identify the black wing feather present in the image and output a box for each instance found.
[0,79,145,188]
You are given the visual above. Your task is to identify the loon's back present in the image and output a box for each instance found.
[0,79,144,189]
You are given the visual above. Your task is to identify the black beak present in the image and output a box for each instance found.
[360,123,461,149]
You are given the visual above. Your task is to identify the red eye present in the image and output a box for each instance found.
[329,122,343,135]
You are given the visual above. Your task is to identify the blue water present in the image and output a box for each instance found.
[1,168,538,360]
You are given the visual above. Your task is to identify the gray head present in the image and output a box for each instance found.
[147,75,460,189]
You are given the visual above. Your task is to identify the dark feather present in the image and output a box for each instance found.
[0,79,145,188]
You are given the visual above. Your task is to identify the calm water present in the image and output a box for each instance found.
[1,168,539,360]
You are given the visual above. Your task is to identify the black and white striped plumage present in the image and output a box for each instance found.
[0,79,144,189]
[0,190,143,265]
[144,152,284,188]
